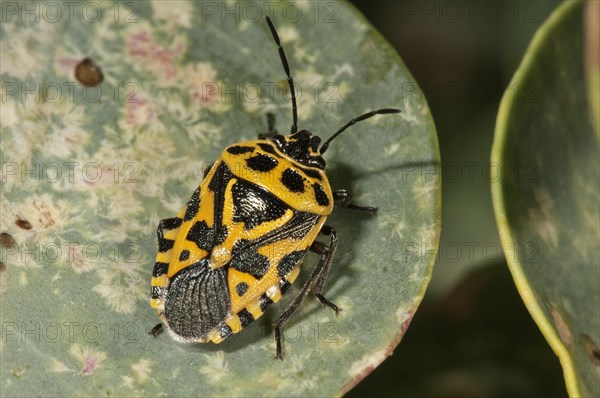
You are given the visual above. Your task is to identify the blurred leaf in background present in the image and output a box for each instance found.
[493,0,599,396]
[349,1,569,397]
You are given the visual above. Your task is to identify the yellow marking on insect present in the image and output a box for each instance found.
[229,269,280,314]
[258,238,302,262]
[266,284,282,302]
[226,315,243,334]
[246,300,263,320]
[286,264,301,284]
[195,161,220,229]
[163,228,179,241]
[151,274,168,287]
[150,298,161,309]
[167,245,209,278]
[228,268,258,300]
[208,330,223,344]
[220,177,238,226]
[246,209,295,241]
[221,141,333,215]
[156,250,172,264]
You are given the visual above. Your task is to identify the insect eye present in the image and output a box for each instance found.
[309,136,321,152]
[291,130,311,141]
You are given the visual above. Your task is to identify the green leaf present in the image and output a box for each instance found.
[0,0,440,396]
[584,0,600,137]
[492,1,599,396]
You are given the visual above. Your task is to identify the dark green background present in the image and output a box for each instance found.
[349,1,566,397]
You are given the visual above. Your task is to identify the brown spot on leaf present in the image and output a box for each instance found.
[551,306,573,346]
[15,218,32,230]
[33,201,55,228]
[0,262,6,272]
[580,334,600,366]
[75,57,104,87]
[0,233,16,249]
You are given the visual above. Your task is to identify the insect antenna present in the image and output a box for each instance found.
[265,15,298,133]
[320,108,401,154]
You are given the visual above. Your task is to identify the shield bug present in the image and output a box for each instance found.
[149,16,400,359]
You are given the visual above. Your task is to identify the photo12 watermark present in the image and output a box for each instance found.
[394,1,543,24]
[199,1,340,23]
[0,319,343,347]
[1,1,139,24]
[342,161,538,185]
[398,240,540,264]
[1,240,141,267]
[400,81,541,105]
[2,80,140,105]
[200,81,341,105]
[1,321,141,344]
[1,161,140,185]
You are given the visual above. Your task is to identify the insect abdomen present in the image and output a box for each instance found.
[154,154,327,343]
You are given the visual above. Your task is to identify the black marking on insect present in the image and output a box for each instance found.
[246,153,279,172]
[235,282,250,297]
[281,168,306,193]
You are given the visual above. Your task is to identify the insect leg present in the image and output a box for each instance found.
[333,189,378,214]
[273,262,322,359]
[148,323,163,337]
[258,112,279,139]
[272,225,339,360]
[312,225,341,313]
[267,112,277,134]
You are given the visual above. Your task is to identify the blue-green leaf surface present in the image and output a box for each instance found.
[0,1,440,396]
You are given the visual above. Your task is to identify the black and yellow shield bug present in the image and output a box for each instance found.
[149,16,400,359]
